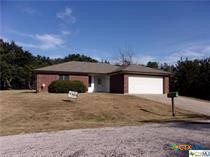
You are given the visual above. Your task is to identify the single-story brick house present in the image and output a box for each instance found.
[34,61,171,94]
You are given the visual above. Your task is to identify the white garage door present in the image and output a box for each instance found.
[128,76,163,94]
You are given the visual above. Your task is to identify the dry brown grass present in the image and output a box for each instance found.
[0,90,205,136]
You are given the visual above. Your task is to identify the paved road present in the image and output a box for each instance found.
[135,94,210,116]
[0,122,210,157]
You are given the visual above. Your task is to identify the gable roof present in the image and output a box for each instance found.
[34,61,119,74]
[34,61,171,75]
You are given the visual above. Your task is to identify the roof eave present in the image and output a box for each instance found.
[109,70,172,76]
[33,69,108,75]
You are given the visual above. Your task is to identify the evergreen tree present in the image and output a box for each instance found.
[0,39,98,89]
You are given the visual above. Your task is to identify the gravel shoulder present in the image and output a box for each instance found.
[1,122,210,157]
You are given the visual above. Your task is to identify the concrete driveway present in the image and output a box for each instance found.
[135,94,210,116]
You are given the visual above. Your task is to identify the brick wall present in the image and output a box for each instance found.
[163,76,169,94]
[36,74,58,92]
[123,74,128,93]
[36,73,89,92]
[110,73,124,93]
[70,74,89,87]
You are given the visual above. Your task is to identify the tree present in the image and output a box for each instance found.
[172,58,210,100]
[116,47,135,66]
[160,63,174,72]
[147,61,159,69]
[63,54,98,63]
[0,40,34,89]
[0,39,99,89]
[101,59,110,64]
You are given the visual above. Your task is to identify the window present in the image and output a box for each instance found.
[88,76,92,87]
[97,78,102,85]
[59,74,69,80]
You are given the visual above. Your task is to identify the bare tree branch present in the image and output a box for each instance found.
[116,47,135,66]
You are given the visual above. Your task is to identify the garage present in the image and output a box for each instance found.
[128,76,163,94]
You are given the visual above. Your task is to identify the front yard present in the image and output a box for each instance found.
[0,90,206,136]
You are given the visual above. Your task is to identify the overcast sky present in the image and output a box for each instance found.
[1,1,210,64]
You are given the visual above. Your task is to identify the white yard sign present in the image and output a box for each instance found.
[68,91,78,100]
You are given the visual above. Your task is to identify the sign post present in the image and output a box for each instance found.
[171,97,175,117]
[167,92,178,117]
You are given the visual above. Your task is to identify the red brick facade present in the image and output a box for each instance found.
[36,73,88,92]
[163,76,169,94]
[36,74,58,92]
[70,74,89,87]
[110,73,124,93]
[124,74,128,93]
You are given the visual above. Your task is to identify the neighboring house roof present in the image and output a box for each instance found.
[34,61,171,75]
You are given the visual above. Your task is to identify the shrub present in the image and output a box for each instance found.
[48,80,87,93]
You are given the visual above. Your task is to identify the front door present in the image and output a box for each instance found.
[94,76,104,92]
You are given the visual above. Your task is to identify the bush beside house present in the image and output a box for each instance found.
[48,80,87,93]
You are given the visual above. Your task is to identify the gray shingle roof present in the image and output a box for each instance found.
[34,61,119,74]
[113,64,171,75]
[34,61,171,75]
